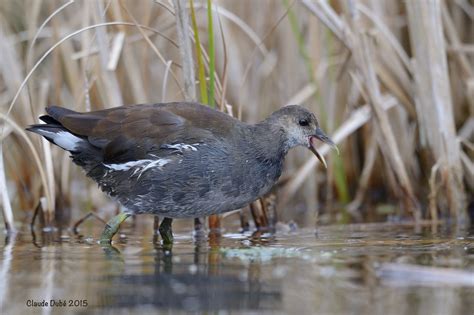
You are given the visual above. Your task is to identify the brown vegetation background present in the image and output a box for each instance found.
[0,0,472,231]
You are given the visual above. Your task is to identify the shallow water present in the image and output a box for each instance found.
[0,221,473,315]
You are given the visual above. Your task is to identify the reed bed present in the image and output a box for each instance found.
[0,0,472,232]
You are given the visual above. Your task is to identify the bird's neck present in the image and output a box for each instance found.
[249,121,289,162]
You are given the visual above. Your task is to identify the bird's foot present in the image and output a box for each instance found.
[99,213,131,244]
[158,217,174,245]
[159,229,173,245]
[73,211,107,235]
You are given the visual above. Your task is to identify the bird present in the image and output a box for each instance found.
[27,102,336,244]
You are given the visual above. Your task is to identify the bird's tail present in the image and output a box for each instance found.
[26,115,86,152]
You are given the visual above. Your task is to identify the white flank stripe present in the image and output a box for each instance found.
[162,143,199,152]
[104,158,171,177]
[104,160,151,171]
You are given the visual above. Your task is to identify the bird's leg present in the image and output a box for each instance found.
[99,213,131,244]
[73,212,107,234]
[208,215,221,240]
[194,218,204,232]
[153,216,160,234]
[158,217,174,245]
[153,216,161,244]
[239,210,250,232]
[249,201,263,229]
[258,198,270,229]
[208,215,221,232]
[193,218,207,239]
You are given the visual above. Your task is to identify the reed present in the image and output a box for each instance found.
[207,0,215,107]
[406,0,467,223]
[0,0,471,231]
[189,0,207,104]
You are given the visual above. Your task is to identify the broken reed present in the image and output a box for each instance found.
[0,0,471,231]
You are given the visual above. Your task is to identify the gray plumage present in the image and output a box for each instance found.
[27,102,333,219]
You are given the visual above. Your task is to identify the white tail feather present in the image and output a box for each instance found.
[36,130,83,151]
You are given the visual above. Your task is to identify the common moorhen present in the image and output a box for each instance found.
[27,102,336,244]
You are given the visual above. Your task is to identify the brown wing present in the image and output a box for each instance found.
[46,102,237,163]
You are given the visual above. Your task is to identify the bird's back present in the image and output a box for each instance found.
[27,102,284,217]
[29,102,238,168]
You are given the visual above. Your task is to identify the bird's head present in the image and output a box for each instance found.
[267,105,338,168]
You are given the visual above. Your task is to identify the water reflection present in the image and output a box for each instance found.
[0,223,473,314]
[0,234,15,313]
[95,236,282,312]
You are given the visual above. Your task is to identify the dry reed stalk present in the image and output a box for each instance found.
[348,6,418,216]
[0,235,14,310]
[460,150,473,191]
[151,1,227,107]
[442,3,474,80]
[4,21,179,224]
[359,8,416,120]
[195,2,268,55]
[346,131,377,218]
[172,0,196,101]
[70,27,180,60]
[301,0,420,216]
[93,1,123,107]
[216,11,229,112]
[118,2,184,98]
[23,1,79,221]
[0,113,53,227]
[0,25,32,124]
[0,23,37,229]
[301,0,348,48]
[26,1,74,70]
[158,3,225,108]
[190,0,208,104]
[207,0,215,107]
[237,5,291,120]
[38,81,55,226]
[285,83,317,106]
[52,15,82,105]
[406,1,467,223]
[0,145,14,232]
[7,21,181,115]
[161,60,174,102]
[60,152,71,198]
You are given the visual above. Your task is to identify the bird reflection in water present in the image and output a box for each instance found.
[96,233,282,313]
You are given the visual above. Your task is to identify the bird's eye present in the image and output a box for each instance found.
[298,119,309,126]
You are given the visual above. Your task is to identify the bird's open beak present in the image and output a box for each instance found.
[308,128,338,169]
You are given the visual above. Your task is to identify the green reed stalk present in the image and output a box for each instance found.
[207,0,215,107]
[190,0,208,104]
